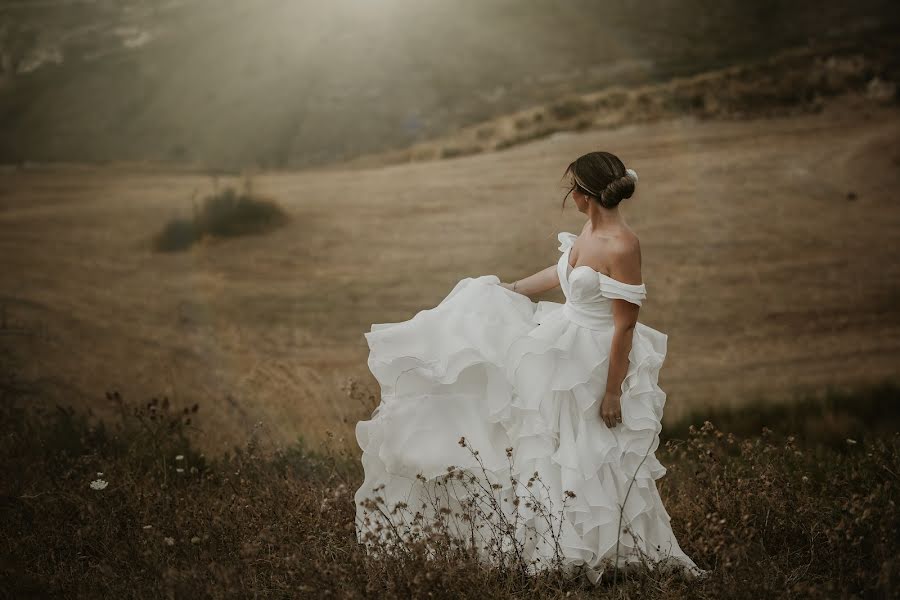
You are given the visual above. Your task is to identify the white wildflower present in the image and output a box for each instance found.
[175,455,184,461]
[90,479,109,490]
[846,438,857,445]
[176,468,184,473]
[142,525,153,530]
[164,537,175,546]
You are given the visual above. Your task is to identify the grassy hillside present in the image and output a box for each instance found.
[1,0,897,169]
[1,95,898,456]
[337,34,900,169]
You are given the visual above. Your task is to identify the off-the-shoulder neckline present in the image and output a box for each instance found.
[560,234,645,289]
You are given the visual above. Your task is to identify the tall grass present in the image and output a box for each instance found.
[1,353,897,597]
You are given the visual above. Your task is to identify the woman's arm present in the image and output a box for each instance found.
[599,239,643,429]
[600,299,640,428]
[499,265,560,297]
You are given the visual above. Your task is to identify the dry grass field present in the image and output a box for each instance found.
[1,93,898,457]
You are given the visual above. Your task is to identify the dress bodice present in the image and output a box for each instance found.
[555,231,646,329]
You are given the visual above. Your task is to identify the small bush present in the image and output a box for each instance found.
[152,218,197,252]
[513,116,531,130]
[574,118,593,131]
[593,90,630,110]
[153,182,289,252]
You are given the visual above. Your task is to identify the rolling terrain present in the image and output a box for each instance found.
[1,91,898,456]
[2,0,897,168]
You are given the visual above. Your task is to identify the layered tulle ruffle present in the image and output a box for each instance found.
[354,275,704,583]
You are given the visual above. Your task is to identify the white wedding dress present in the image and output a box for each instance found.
[354,231,704,584]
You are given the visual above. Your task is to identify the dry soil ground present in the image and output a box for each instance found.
[1,94,898,456]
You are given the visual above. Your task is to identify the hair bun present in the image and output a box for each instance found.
[625,168,638,183]
[600,172,636,208]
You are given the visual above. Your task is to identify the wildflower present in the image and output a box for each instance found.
[90,479,108,490]
[142,525,153,530]
[175,455,184,461]
[96,472,104,477]
[176,468,184,473]
[164,537,175,546]
[191,536,201,545]
[846,438,857,445]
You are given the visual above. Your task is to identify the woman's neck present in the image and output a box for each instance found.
[586,203,623,231]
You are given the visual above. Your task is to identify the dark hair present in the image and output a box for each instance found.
[561,151,635,209]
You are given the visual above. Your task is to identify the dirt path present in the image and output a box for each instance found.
[1,94,898,456]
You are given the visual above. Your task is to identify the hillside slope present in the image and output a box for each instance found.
[1,93,898,454]
[1,0,897,169]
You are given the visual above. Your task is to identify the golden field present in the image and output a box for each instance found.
[1,94,898,457]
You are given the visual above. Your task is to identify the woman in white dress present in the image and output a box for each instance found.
[354,151,705,584]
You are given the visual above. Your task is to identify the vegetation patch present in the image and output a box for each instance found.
[152,181,289,252]
[1,307,897,600]
[547,96,591,121]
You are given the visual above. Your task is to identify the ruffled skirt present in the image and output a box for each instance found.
[354,275,705,584]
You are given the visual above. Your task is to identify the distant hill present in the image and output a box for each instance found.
[1,0,897,169]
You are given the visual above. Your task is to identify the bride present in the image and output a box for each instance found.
[353,151,705,584]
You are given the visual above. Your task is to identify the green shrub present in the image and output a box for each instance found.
[153,182,289,252]
[152,218,198,252]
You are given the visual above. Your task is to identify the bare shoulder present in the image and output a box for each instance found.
[614,228,641,260]
[607,228,642,284]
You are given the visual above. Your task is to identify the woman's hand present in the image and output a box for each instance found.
[600,392,623,428]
